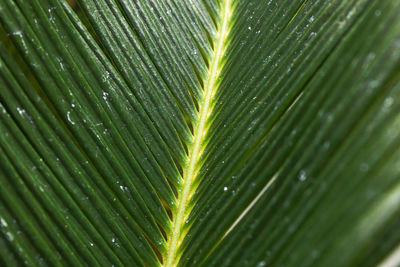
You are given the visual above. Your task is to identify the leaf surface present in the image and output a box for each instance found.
[1,0,400,266]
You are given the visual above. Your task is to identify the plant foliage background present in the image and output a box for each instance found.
[1,0,400,266]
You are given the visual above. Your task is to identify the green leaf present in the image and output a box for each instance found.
[1,0,400,266]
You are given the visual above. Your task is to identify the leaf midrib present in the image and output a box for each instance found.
[163,1,233,266]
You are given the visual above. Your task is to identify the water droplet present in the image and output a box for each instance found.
[383,97,394,109]
[298,170,307,181]
[67,111,75,125]
[56,57,64,70]
[257,261,266,267]
[223,186,228,191]
[103,91,109,101]
[17,107,25,116]
[0,218,7,227]
[308,16,315,23]
[368,80,379,88]
[102,71,110,83]
[6,232,14,241]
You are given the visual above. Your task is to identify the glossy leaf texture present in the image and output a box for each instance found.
[0,0,400,266]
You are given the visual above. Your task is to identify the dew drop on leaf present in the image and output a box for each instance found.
[6,232,14,241]
[299,170,307,181]
[0,218,7,227]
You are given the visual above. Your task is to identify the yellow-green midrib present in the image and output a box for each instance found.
[163,1,233,266]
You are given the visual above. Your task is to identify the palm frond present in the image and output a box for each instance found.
[1,0,400,266]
